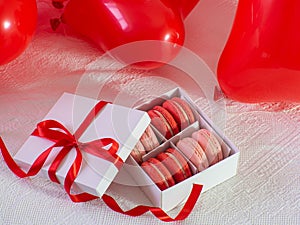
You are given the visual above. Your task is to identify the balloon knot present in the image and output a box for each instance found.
[52,0,65,9]
[50,18,61,31]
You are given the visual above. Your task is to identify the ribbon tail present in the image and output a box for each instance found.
[0,137,62,178]
[68,192,99,203]
[150,184,203,222]
[102,184,203,222]
[0,137,28,178]
[48,146,73,184]
[62,145,100,203]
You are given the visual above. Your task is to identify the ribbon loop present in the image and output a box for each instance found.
[32,120,74,143]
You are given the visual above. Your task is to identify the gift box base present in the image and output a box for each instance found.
[124,88,240,212]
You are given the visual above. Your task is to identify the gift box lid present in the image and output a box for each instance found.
[14,93,151,197]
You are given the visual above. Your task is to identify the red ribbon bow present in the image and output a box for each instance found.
[32,119,123,202]
[0,101,123,202]
[0,100,203,222]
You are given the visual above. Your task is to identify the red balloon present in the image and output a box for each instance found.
[217,0,300,103]
[0,0,37,65]
[55,0,199,69]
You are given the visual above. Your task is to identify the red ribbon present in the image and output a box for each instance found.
[0,100,203,222]
[101,183,203,222]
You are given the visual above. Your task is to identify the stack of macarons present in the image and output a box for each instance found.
[192,129,223,166]
[130,125,160,164]
[133,96,225,191]
[147,97,195,139]
[141,148,192,190]
[177,129,223,172]
[141,128,224,190]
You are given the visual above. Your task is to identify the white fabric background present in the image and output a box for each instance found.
[1,0,299,224]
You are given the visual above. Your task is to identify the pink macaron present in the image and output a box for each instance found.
[148,106,179,139]
[140,125,160,152]
[192,129,223,165]
[176,137,209,172]
[130,126,160,164]
[157,148,192,183]
[163,97,195,130]
[130,140,146,164]
[141,158,175,190]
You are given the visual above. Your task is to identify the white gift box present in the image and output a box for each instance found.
[13,88,239,213]
[14,93,150,197]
